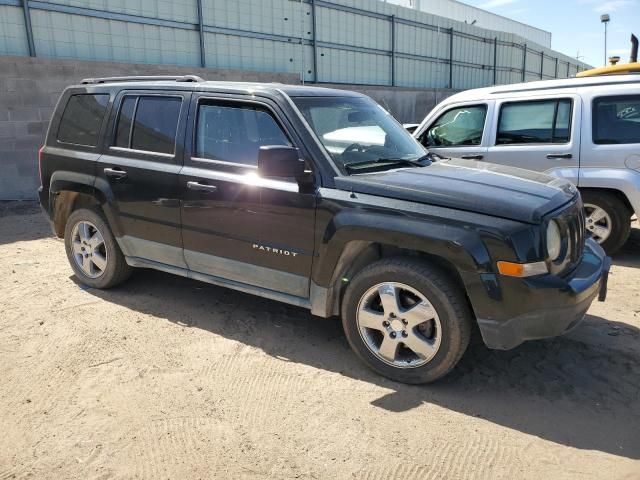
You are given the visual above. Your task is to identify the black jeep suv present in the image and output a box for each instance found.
[38,76,610,384]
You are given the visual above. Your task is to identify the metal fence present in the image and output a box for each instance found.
[0,0,590,89]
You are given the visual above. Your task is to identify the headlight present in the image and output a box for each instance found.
[546,220,562,261]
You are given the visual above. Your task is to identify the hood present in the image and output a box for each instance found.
[334,158,577,223]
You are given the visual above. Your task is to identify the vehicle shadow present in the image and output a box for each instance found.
[0,202,52,245]
[612,221,640,268]
[80,269,640,460]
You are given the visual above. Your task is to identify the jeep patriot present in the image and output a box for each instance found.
[38,76,610,383]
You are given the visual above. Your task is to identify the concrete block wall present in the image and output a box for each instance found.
[0,55,454,200]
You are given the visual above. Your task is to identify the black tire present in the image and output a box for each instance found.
[341,257,472,384]
[581,191,631,255]
[64,207,132,289]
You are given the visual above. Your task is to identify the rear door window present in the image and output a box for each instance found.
[113,95,182,155]
[593,95,640,144]
[57,94,110,146]
[421,105,487,147]
[497,99,572,145]
[194,102,291,166]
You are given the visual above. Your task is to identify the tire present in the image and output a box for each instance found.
[64,207,132,289]
[341,257,472,384]
[581,191,631,255]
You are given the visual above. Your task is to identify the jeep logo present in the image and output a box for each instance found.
[253,244,299,257]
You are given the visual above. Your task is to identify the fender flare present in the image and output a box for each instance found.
[310,210,494,317]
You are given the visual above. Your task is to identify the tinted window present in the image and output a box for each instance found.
[57,94,109,146]
[114,96,135,148]
[195,103,291,165]
[423,105,486,147]
[497,99,572,145]
[593,95,640,144]
[113,96,181,155]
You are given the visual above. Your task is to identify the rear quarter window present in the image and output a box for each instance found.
[593,95,640,144]
[57,94,110,146]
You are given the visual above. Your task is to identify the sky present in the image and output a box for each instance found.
[459,0,639,68]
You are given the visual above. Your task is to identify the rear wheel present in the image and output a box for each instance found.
[64,207,131,289]
[581,191,631,255]
[341,258,472,384]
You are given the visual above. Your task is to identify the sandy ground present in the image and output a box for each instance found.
[0,202,639,480]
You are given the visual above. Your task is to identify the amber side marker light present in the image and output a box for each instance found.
[497,261,548,277]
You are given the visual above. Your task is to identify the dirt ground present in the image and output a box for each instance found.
[0,202,639,480]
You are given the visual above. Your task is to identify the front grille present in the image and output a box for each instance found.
[552,199,586,274]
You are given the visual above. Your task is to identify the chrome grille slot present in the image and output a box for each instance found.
[549,199,586,275]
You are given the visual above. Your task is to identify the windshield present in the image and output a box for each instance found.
[292,96,428,174]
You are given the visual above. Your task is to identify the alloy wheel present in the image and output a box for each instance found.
[71,221,108,278]
[584,203,612,244]
[356,282,442,369]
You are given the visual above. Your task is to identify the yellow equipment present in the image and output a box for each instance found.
[577,33,639,78]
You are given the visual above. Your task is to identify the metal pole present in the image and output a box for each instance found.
[493,37,497,85]
[390,15,395,87]
[522,43,526,81]
[449,28,454,89]
[604,21,607,65]
[196,0,205,67]
[311,0,318,83]
[566,61,570,77]
[539,52,544,79]
[21,0,36,57]
[555,57,558,78]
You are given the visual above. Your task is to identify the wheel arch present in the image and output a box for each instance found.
[49,171,113,238]
[311,228,485,319]
[578,186,634,217]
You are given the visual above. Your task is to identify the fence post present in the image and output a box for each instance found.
[311,0,318,83]
[539,51,544,79]
[493,37,497,85]
[196,0,206,67]
[390,15,395,87]
[449,28,454,89]
[521,43,526,81]
[555,57,558,78]
[566,61,570,77]
[21,0,36,57]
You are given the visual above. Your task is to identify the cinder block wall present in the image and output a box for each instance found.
[0,55,455,200]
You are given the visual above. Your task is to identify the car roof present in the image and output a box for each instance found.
[75,77,365,99]
[443,74,640,103]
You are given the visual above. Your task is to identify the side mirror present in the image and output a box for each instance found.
[258,145,305,178]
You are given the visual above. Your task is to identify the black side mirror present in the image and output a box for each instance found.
[258,145,305,178]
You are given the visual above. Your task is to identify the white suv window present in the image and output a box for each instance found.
[497,99,571,145]
[422,105,486,147]
[593,95,640,144]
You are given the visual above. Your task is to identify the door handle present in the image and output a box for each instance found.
[187,181,218,193]
[460,154,484,160]
[546,153,573,159]
[104,167,127,179]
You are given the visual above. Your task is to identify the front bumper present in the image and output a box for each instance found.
[473,238,610,350]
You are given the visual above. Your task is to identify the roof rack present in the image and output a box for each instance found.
[81,75,204,84]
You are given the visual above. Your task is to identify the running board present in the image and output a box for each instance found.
[125,256,311,310]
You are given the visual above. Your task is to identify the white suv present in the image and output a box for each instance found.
[413,75,640,254]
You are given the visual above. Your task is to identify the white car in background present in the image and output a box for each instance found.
[413,74,640,254]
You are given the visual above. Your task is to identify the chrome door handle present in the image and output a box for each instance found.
[546,153,573,159]
[461,154,484,160]
[104,167,127,179]
[187,181,218,193]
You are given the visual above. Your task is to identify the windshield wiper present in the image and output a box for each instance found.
[344,157,430,173]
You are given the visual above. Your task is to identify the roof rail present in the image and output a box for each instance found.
[80,75,205,84]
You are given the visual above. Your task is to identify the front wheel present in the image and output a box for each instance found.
[341,258,472,384]
[581,191,631,255]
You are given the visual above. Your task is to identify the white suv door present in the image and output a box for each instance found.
[483,95,582,184]
[416,102,492,161]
